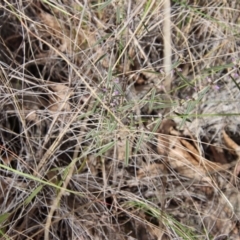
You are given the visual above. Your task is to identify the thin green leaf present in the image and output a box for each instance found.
[42,0,70,15]
[0,213,10,224]
[175,69,195,88]
[134,132,146,154]
[95,54,107,65]
[229,75,240,92]
[24,185,43,205]
[96,141,115,156]
[148,88,156,113]
[0,164,82,196]
[180,86,210,127]
[147,118,162,142]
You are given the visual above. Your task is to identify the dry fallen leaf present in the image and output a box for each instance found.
[156,121,240,237]
[157,119,233,182]
[203,185,240,238]
[222,130,240,183]
[137,163,165,179]
[48,84,72,112]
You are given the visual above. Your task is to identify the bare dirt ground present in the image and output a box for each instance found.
[0,0,240,239]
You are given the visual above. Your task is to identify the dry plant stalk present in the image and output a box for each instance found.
[163,0,172,93]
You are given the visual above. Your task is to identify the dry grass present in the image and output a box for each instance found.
[0,0,240,239]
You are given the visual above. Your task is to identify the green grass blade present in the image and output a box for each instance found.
[96,141,115,156]
[24,185,43,205]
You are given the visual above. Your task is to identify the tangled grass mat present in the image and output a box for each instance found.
[0,1,240,239]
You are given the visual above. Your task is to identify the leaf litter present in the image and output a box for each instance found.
[0,0,240,239]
